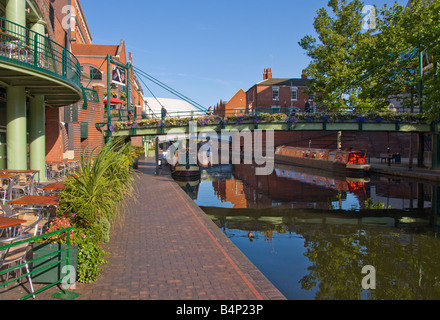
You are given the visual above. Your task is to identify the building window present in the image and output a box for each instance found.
[49,4,55,31]
[291,87,298,101]
[90,67,102,80]
[309,93,315,101]
[272,87,279,101]
[80,122,88,139]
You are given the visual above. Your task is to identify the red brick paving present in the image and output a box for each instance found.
[1,158,285,300]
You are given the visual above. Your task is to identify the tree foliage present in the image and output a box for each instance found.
[299,0,440,121]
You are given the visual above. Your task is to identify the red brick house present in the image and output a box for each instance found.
[246,68,316,114]
[214,89,246,115]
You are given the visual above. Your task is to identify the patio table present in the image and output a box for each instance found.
[9,195,59,207]
[42,182,65,190]
[41,182,66,195]
[0,216,26,229]
[0,216,26,238]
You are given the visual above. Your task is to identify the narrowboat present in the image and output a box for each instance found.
[170,147,201,179]
[275,146,370,176]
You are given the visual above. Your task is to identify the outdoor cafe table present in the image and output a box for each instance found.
[0,216,26,229]
[41,182,66,195]
[0,170,39,195]
[8,195,59,208]
[0,216,26,238]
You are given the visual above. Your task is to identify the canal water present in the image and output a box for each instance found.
[175,162,440,300]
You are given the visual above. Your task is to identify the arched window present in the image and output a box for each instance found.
[89,66,102,80]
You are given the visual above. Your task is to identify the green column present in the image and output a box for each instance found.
[6,87,27,170]
[29,95,47,181]
[29,20,47,181]
[6,0,25,23]
[6,0,27,170]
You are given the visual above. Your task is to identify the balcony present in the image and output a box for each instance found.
[0,16,82,107]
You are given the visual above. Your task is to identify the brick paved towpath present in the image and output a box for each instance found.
[68,158,285,300]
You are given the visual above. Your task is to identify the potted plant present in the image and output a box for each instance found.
[31,214,80,284]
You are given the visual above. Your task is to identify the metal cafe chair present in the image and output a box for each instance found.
[0,233,35,299]
[0,180,6,205]
[8,209,44,236]
[11,175,30,198]
[0,176,15,205]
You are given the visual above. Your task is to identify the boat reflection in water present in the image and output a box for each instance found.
[180,163,440,300]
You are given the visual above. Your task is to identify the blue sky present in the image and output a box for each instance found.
[81,0,408,110]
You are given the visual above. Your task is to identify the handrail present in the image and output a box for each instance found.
[0,17,81,88]
[103,104,429,134]
[0,226,75,300]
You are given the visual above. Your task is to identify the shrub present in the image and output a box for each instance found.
[52,137,138,283]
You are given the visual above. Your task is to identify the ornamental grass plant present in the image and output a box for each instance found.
[45,137,139,283]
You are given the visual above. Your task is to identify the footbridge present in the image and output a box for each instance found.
[97,107,440,170]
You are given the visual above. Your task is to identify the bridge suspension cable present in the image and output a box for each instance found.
[133,66,206,112]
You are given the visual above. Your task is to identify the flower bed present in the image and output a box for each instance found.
[107,111,428,132]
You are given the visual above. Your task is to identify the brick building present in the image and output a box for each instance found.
[246,68,315,114]
[213,89,246,115]
[45,0,145,162]
[0,0,84,179]
[214,68,315,116]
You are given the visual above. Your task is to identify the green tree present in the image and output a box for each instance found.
[299,0,381,111]
[367,0,440,117]
[299,0,440,121]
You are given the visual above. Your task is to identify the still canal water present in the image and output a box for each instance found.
[176,163,440,300]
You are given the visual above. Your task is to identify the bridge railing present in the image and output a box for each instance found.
[102,104,428,133]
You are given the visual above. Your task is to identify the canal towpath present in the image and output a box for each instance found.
[7,157,285,300]
[369,157,440,183]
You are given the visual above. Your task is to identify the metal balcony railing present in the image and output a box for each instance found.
[0,17,81,88]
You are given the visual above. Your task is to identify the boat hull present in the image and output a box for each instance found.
[274,153,370,177]
[171,164,201,178]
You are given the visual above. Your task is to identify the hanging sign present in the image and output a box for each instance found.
[112,66,126,86]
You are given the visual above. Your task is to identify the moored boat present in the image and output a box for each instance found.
[275,146,370,176]
[170,146,201,178]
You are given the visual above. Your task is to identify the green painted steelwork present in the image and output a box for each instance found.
[0,16,82,107]
[105,121,434,138]
[104,54,136,141]
[83,88,99,102]
[0,227,78,300]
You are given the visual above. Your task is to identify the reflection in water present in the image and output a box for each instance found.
[179,163,440,300]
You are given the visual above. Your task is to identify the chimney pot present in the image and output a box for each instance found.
[301,69,308,79]
[268,68,272,79]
